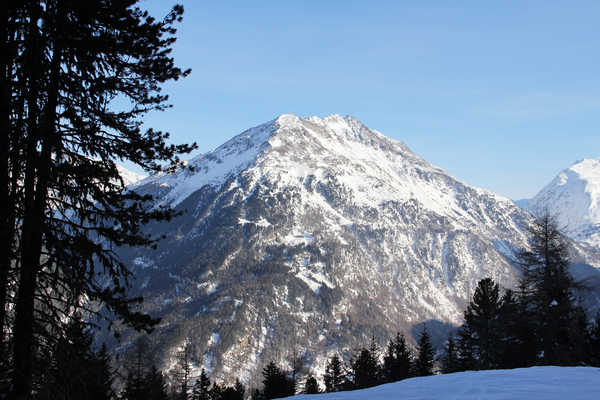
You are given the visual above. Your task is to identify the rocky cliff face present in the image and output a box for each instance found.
[108,114,599,387]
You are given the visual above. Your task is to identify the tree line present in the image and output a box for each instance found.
[441,214,600,372]
[252,326,436,399]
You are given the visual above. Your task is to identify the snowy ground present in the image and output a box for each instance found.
[292,367,600,400]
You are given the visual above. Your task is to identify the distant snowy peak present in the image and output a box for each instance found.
[116,164,147,186]
[527,158,600,247]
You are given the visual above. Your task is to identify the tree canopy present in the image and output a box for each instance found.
[1,1,195,398]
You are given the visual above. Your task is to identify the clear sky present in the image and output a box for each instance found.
[139,0,599,200]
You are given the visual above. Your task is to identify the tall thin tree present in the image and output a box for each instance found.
[4,2,196,398]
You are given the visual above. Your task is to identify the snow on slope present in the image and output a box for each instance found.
[293,367,600,400]
[526,158,600,247]
[148,113,516,228]
[116,164,147,186]
[119,114,600,386]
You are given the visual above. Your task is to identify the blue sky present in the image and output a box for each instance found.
[140,0,599,200]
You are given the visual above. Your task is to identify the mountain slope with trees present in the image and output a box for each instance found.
[104,114,600,387]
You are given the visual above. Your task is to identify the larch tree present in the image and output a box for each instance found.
[2,1,196,398]
[515,213,581,365]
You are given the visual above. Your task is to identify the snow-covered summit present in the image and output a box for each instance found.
[146,113,511,225]
[526,158,600,247]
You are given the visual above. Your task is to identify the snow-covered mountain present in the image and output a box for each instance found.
[116,164,147,186]
[108,114,600,386]
[293,367,600,400]
[524,158,600,247]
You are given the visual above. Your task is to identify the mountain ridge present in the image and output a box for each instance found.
[108,114,600,387]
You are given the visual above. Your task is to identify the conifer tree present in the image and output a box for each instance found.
[350,338,380,389]
[209,382,223,400]
[441,334,459,374]
[250,388,264,400]
[38,317,114,400]
[173,343,194,400]
[193,369,211,400]
[323,354,344,393]
[463,278,503,369]
[498,287,538,368]
[382,332,412,382]
[4,2,196,398]
[233,378,245,400]
[516,213,581,365]
[146,365,169,400]
[414,326,434,376]
[456,319,477,372]
[261,361,295,399]
[221,382,244,400]
[304,375,320,394]
[382,338,397,382]
[587,313,600,367]
[121,338,155,400]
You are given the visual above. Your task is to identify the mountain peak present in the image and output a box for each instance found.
[527,157,600,246]
[274,113,302,127]
[569,158,600,183]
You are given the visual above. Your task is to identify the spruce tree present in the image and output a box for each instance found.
[323,354,344,393]
[350,338,380,389]
[414,326,434,376]
[251,388,264,400]
[3,2,196,398]
[499,287,538,368]
[382,338,397,382]
[382,332,412,382]
[146,365,169,400]
[122,338,154,400]
[441,335,459,374]
[304,375,320,394]
[37,317,114,400]
[193,369,211,400]
[456,320,477,371]
[463,278,503,369]
[261,361,295,399]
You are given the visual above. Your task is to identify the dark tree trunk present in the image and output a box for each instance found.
[10,2,62,397]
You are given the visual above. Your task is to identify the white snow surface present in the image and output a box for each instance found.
[292,367,600,400]
[526,158,600,247]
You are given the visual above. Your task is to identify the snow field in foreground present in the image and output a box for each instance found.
[292,366,600,400]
